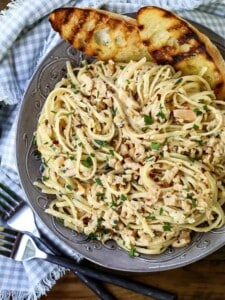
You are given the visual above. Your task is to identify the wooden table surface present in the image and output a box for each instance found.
[1,1,225,299]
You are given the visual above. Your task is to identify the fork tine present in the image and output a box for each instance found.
[0,227,21,258]
[0,183,23,219]
[0,183,23,205]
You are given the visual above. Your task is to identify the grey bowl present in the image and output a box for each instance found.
[16,19,225,272]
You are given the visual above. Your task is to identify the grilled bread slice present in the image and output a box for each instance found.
[49,7,151,62]
[137,6,225,99]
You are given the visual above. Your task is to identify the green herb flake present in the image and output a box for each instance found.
[81,156,93,168]
[74,90,80,94]
[121,194,127,201]
[194,139,203,146]
[146,213,156,220]
[109,149,114,156]
[187,193,197,208]
[156,104,166,120]
[51,110,57,114]
[95,178,103,186]
[113,219,118,225]
[96,193,105,198]
[188,156,196,162]
[174,78,183,85]
[65,184,73,191]
[58,218,64,225]
[42,176,49,181]
[70,83,76,89]
[33,133,37,145]
[111,107,117,118]
[95,140,109,147]
[163,222,172,231]
[194,108,203,116]
[88,232,98,240]
[203,105,209,112]
[151,142,161,150]
[97,218,103,228]
[193,124,199,130]
[143,114,154,125]
[159,207,163,215]
[96,91,100,98]
[128,247,136,257]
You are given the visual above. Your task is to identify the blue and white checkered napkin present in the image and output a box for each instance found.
[0,0,225,299]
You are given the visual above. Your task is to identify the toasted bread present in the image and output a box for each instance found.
[49,7,151,62]
[137,6,225,99]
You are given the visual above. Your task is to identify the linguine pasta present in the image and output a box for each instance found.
[35,58,225,255]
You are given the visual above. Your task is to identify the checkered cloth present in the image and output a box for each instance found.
[0,0,225,299]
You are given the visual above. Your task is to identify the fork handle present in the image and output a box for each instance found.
[45,253,176,300]
[73,272,116,300]
[32,235,115,300]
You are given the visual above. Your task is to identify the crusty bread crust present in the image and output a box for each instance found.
[137,6,225,99]
[49,7,151,62]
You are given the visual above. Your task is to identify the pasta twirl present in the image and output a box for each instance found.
[35,58,225,255]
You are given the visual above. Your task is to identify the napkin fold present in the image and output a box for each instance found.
[0,0,225,299]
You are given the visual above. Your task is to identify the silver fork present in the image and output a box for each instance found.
[0,183,115,300]
[0,183,177,300]
[0,226,176,300]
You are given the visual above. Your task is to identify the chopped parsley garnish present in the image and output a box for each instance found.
[128,247,136,257]
[96,193,105,199]
[193,124,199,130]
[187,193,197,208]
[121,194,127,201]
[95,140,109,147]
[42,176,49,181]
[203,105,209,112]
[143,114,154,125]
[70,83,76,89]
[156,104,166,120]
[163,222,172,231]
[109,149,114,156]
[159,207,163,215]
[111,107,117,118]
[174,78,183,85]
[81,156,93,168]
[95,178,103,186]
[97,218,103,228]
[58,218,64,225]
[33,133,37,145]
[88,232,98,240]
[151,142,161,150]
[194,139,203,146]
[110,201,122,208]
[194,107,203,116]
[146,213,156,220]
[65,184,73,191]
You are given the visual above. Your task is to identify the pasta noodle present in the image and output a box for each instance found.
[35,57,225,255]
